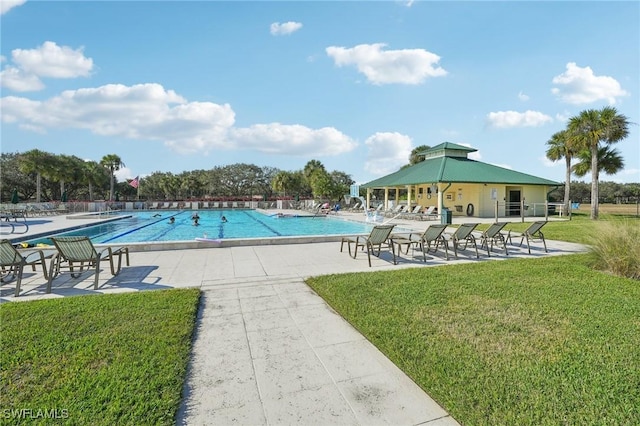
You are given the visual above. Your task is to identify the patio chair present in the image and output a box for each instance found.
[393,223,449,262]
[447,223,480,259]
[401,205,422,220]
[47,236,130,292]
[1,239,55,297]
[518,221,548,253]
[416,206,438,221]
[348,202,361,212]
[340,224,397,267]
[478,222,509,256]
[384,204,405,218]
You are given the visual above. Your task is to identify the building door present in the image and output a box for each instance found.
[508,190,521,216]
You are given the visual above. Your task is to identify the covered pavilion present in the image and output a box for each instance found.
[362,142,560,219]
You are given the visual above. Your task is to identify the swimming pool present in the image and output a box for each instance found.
[28,210,377,245]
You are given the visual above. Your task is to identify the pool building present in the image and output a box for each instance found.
[362,142,560,219]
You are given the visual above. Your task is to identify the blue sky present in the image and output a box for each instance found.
[1,1,638,186]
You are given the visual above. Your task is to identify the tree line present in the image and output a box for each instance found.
[0,151,355,204]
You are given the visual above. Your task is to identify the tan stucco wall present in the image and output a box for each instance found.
[406,183,550,218]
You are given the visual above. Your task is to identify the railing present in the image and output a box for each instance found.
[492,200,572,222]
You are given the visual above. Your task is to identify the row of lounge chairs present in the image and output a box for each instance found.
[340,221,548,267]
[2,204,69,218]
[0,236,130,297]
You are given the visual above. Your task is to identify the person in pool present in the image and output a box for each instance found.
[193,217,200,226]
[221,216,227,223]
[169,217,175,224]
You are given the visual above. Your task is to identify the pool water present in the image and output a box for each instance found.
[31,210,377,244]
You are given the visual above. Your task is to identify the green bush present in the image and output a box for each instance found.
[588,219,640,279]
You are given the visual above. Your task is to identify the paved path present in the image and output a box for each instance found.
[1,212,587,425]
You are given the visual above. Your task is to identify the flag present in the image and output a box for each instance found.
[129,176,139,189]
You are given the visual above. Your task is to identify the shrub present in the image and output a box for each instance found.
[588,219,640,279]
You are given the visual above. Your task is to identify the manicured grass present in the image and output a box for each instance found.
[0,288,200,425]
[306,255,640,425]
[476,212,640,245]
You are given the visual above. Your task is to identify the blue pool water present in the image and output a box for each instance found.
[30,210,377,244]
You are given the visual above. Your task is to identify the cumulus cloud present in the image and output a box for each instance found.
[486,110,553,128]
[1,0,26,15]
[364,132,413,175]
[0,41,94,92]
[0,82,358,157]
[230,123,357,156]
[0,66,45,91]
[551,62,628,105]
[518,91,529,102]
[270,21,303,36]
[326,43,447,85]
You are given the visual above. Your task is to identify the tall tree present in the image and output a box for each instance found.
[82,160,109,201]
[18,149,55,202]
[567,107,630,219]
[546,130,576,215]
[100,154,125,201]
[572,146,625,179]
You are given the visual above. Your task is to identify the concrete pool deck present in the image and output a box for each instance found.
[0,210,587,425]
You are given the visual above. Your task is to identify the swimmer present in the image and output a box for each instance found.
[193,217,200,226]
[152,213,162,217]
[169,217,175,224]
[221,216,227,223]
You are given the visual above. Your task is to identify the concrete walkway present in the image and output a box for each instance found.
[1,212,587,425]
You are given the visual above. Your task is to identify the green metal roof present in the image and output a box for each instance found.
[362,156,560,188]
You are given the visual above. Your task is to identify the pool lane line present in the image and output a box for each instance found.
[102,212,187,243]
[239,210,282,236]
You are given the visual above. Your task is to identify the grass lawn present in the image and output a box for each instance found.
[306,254,640,425]
[0,288,200,425]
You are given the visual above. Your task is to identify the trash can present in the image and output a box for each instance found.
[441,207,452,225]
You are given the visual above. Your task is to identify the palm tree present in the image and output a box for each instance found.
[83,160,108,201]
[100,154,125,201]
[572,146,625,178]
[546,130,576,215]
[17,149,54,202]
[567,107,630,219]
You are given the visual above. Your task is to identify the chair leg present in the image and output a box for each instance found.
[539,232,548,253]
[47,254,60,293]
[94,256,102,290]
[14,262,25,297]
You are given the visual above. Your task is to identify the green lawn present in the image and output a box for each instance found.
[306,255,640,425]
[0,214,637,425]
[0,289,200,426]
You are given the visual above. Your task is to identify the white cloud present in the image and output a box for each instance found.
[551,62,628,105]
[230,123,357,156]
[270,21,303,36]
[518,91,529,101]
[1,41,94,92]
[12,41,93,78]
[326,43,447,85]
[364,132,413,175]
[540,156,559,168]
[1,83,235,152]
[0,66,44,92]
[458,143,481,160]
[114,167,135,181]
[0,82,358,157]
[0,0,26,15]
[486,110,553,128]
[555,111,571,122]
